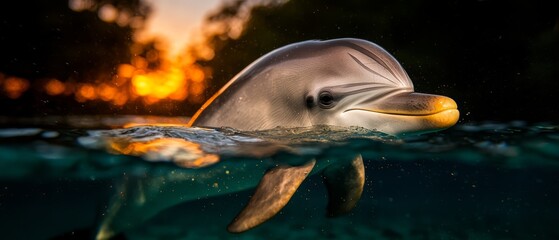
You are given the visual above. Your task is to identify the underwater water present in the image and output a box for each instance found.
[0,116,558,240]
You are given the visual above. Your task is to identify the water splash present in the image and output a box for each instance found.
[0,120,558,180]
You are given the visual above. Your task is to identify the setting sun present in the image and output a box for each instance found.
[0,0,221,109]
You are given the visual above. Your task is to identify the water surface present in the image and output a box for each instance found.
[0,116,557,239]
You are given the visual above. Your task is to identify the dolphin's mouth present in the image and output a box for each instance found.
[346,108,458,116]
[345,92,460,128]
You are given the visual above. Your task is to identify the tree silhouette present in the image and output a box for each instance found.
[197,0,558,122]
[0,0,153,116]
[0,0,150,81]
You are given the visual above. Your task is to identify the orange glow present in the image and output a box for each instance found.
[190,82,205,96]
[97,83,117,101]
[2,25,212,106]
[98,4,118,23]
[68,0,95,12]
[3,77,29,99]
[131,67,187,101]
[146,50,159,62]
[116,11,132,27]
[108,138,220,168]
[169,85,188,100]
[187,67,205,83]
[118,116,189,128]
[2,55,209,105]
[76,84,96,102]
[122,123,190,128]
[2,2,217,106]
[45,79,66,95]
[113,92,129,106]
[117,64,135,78]
[132,56,149,69]
[197,45,215,61]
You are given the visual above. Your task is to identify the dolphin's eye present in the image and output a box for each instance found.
[318,91,335,108]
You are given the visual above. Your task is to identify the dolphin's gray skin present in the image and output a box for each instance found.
[96,38,459,239]
[189,38,458,135]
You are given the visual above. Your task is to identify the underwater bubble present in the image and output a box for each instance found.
[0,128,41,137]
[41,131,59,138]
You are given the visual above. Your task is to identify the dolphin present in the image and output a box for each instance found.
[96,38,459,239]
[189,38,458,135]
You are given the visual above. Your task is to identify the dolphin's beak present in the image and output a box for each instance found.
[350,92,460,131]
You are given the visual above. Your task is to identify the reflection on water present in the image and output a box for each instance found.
[0,117,558,239]
[107,137,219,168]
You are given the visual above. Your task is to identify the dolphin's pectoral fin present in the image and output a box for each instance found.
[322,154,365,217]
[227,160,316,233]
[96,177,145,240]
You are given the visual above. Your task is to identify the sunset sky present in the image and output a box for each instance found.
[137,0,222,57]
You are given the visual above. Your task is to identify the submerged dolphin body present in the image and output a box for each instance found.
[97,38,459,239]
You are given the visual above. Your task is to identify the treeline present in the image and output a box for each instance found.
[197,0,559,122]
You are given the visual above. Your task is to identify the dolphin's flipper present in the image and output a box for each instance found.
[227,160,316,233]
[322,154,365,217]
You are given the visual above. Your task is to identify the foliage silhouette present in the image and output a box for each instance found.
[198,0,559,122]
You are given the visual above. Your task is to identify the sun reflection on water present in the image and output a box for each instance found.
[108,137,220,168]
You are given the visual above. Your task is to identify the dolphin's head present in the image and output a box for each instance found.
[299,38,459,135]
[190,38,459,135]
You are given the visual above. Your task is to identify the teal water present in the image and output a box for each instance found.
[0,117,558,239]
